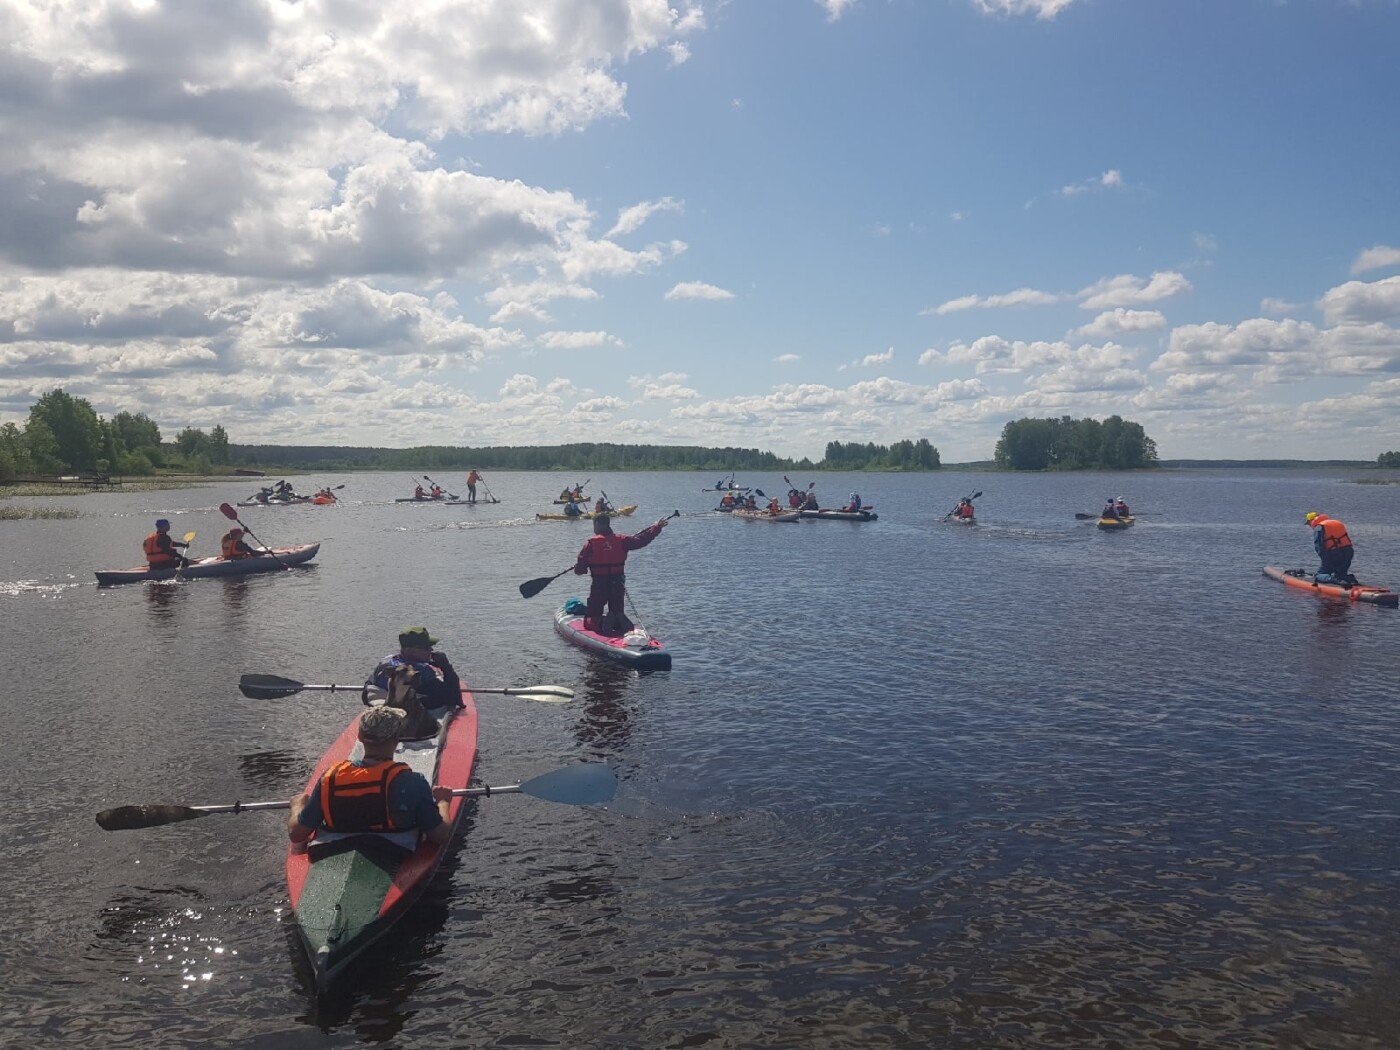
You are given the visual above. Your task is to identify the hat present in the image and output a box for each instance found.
[229,527,244,536]
[358,706,407,743]
[155,518,170,528]
[398,626,439,648]
[1304,511,1319,524]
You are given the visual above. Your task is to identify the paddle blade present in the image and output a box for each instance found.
[518,576,554,599]
[182,531,197,543]
[753,489,766,498]
[520,765,616,805]
[97,804,207,832]
[239,673,305,699]
[501,685,575,698]
[508,691,574,704]
[218,502,239,520]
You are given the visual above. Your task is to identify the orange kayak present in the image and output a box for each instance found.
[1262,566,1397,608]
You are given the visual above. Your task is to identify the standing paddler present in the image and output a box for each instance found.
[574,514,669,636]
[466,469,482,504]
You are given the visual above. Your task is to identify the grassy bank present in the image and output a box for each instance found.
[0,506,82,520]
[0,477,216,498]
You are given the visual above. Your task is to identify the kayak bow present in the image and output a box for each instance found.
[1262,566,1397,608]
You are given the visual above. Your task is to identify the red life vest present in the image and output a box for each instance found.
[144,532,178,567]
[580,534,629,576]
[319,759,411,832]
[221,533,249,559]
[1315,516,1352,550]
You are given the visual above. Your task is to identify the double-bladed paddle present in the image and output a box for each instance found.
[519,510,680,599]
[943,490,982,521]
[422,474,458,500]
[218,503,290,570]
[96,764,617,832]
[237,673,574,703]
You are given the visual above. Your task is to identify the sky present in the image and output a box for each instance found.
[1,0,1398,462]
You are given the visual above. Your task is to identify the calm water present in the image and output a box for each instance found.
[2,469,1398,1048]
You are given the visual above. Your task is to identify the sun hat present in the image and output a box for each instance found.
[398,627,439,648]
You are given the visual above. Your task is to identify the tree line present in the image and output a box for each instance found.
[0,389,228,480]
[1379,451,1400,469]
[993,415,1158,471]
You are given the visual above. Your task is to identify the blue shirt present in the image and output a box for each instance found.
[295,759,442,832]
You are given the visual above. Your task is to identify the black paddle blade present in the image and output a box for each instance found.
[218,502,239,520]
[519,576,554,599]
[238,673,304,699]
[97,804,207,832]
[521,765,616,805]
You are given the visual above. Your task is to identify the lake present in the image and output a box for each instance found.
[2,468,1398,1047]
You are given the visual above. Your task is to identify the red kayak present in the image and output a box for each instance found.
[1262,566,1398,608]
[286,686,478,990]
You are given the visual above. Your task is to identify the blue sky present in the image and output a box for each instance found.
[1,0,1397,459]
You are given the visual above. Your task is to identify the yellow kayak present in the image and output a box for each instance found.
[1097,516,1134,529]
[536,504,638,522]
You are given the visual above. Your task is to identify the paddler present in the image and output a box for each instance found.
[563,497,583,518]
[219,527,258,560]
[430,484,443,499]
[593,496,614,515]
[720,493,736,509]
[466,469,481,503]
[414,484,428,500]
[143,519,190,569]
[367,627,463,708]
[1101,497,1119,520]
[1114,496,1130,517]
[952,498,974,520]
[574,514,669,636]
[744,493,758,510]
[767,496,782,515]
[287,706,457,848]
[1305,511,1358,585]
[842,493,862,513]
[801,490,819,511]
[787,488,803,509]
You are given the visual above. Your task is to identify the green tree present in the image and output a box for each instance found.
[0,422,35,480]
[111,411,162,453]
[27,388,103,471]
[176,427,211,458]
[1379,451,1400,468]
[209,425,230,464]
[23,415,65,474]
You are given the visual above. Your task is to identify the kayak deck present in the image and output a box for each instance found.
[537,504,638,521]
[798,509,878,522]
[288,686,479,990]
[1097,516,1134,529]
[1263,566,1398,608]
[94,543,320,585]
[554,605,671,670]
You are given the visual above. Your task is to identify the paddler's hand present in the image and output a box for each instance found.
[574,562,588,575]
[431,785,454,803]
[656,517,669,529]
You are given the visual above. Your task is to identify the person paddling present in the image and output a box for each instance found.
[952,498,974,520]
[367,627,464,711]
[573,514,669,636]
[801,490,819,511]
[593,495,615,515]
[787,488,802,509]
[143,519,190,569]
[287,706,456,849]
[842,493,862,513]
[466,469,482,504]
[1305,511,1358,585]
[1114,496,1130,517]
[767,496,782,516]
[220,527,259,560]
[1101,497,1120,520]
[720,492,736,510]
[563,497,583,518]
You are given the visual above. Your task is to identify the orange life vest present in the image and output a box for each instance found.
[1316,516,1352,550]
[580,534,629,576]
[144,532,178,567]
[221,533,250,559]
[319,759,411,832]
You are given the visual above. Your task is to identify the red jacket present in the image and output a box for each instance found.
[575,523,663,577]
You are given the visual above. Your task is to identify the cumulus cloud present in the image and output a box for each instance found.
[538,330,622,350]
[1351,245,1400,275]
[972,0,1080,18]
[1058,169,1125,197]
[665,280,735,301]
[1072,309,1167,340]
[1154,317,1400,379]
[607,197,683,239]
[844,347,895,369]
[774,353,802,363]
[629,371,699,400]
[1260,297,1303,316]
[1078,271,1191,311]
[1317,275,1400,325]
[928,288,1061,315]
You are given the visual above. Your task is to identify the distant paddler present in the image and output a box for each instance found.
[573,513,669,636]
[559,482,587,502]
[466,469,482,504]
[767,496,783,516]
[951,497,974,521]
[562,497,584,518]
[841,493,863,513]
[1305,511,1358,585]
[1100,497,1120,520]
[143,519,190,570]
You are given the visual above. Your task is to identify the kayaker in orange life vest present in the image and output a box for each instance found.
[720,493,736,509]
[574,514,669,635]
[466,469,481,503]
[220,527,258,560]
[1305,511,1357,585]
[143,519,189,569]
[767,496,782,515]
[287,706,455,847]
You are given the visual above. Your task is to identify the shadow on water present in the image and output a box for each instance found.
[573,660,648,755]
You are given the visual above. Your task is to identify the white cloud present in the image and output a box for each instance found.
[1155,317,1400,379]
[972,0,1080,18]
[1351,245,1400,275]
[1078,271,1191,311]
[820,0,858,21]
[1193,232,1219,253]
[1058,169,1125,197]
[950,211,968,222]
[853,347,895,367]
[774,353,801,363]
[607,197,683,239]
[1072,309,1167,340]
[538,330,621,350]
[1318,275,1400,325]
[667,43,691,65]
[1260,297,1303,316]
[665,281,735,301]
[629,372,699,400]
[929,288,1061,315]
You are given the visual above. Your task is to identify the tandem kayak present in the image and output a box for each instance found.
[237,497,313,507]
[944,516,977,526]
[536,504,637,521]
[395,496,447,503]
[799,509,878,522]
[552,496,590,504]
[95,543,320,585]
[287,686,478,990]
[1262,566,1398,608]
[554,604,671,670]
[1097,516,1134,529]
[732,508,799,522]
[311,495,337,505]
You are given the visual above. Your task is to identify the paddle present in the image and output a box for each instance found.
[217,503,290,570]
[238,673,574,703]
[943,490,982,521]
[422,474,458,500]
[173,531,197,580]
[519,510,679,598]
[477,475,500,504]
[96,764,617,832]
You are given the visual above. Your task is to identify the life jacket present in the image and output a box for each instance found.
[1316,516,1352,550]
[468,471,480,484]
[144,532,178,567]
[221,533,249,559]
[581,534,629,576]
[319,759,411,832]
[721,495,735,507]
[415,487,426,498]
[1115,502,1129,516]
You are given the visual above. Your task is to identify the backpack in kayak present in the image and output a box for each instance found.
[563,597,587,615]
